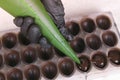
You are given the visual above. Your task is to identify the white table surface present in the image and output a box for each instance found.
[0,0,120,80]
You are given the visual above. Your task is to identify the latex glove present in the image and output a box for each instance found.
[14,0,73,47]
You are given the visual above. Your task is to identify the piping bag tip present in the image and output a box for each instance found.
[71,54,80,64]
[75,58,80,64]
[0,0,81,64]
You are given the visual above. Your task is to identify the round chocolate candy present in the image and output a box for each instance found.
[18,32,31,45]
[96,15,111,30]
[54,48,66,57]
[2,32,17,49]
[0,72,5,80]
[70,37,85,53]
[58,58,74,76]
[24,65,40,80]
[86,34,101,50]
[22,46,37,64]
[108,48,120,65]
[91,51,107,69]
[38,46,54,60]
[5,50,20,67]
[76,55,91,72]
[80,18,96,33]
[41,61,57,79]
[102,31,117,47]
[66,22,80,36]
[7,68,23,80]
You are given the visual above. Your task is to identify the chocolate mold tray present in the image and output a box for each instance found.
[0,12,120,80]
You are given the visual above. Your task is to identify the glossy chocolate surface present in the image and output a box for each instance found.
[70,37,85,53]
[76,55,91,72]
[22,47,37,64]
[86,34,101,50]
[91,51,107,69]
[2,33,17,49]
[41,62,57,79]
[108,48,120,65]
[96,15,111,30]
[5,50,20,67]
[102,31,117,47]
[58,58,74,76]
[24,65,40,80]
[18,32,31,45]
[66,22,80,36]
[7,68,23,80]
[81,18,96,33]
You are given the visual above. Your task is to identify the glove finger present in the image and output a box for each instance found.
[13,17,24,27]
[59,27,73,41]
[41,0,65,28]
[39,37,51,49]
[27,24,41,43]
[21,16,34,36]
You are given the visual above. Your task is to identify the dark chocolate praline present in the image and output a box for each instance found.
[70,37,85,53]
[80,18,96,33]
[22,46,37,64]
[38,46,54,60]
[41,61,57,79]
[91,51,107,69]
[66,22,80,36]
[96,15,111,30]
[18,32,31,45]
[86,34,101,50]
[76,55,91,72]
[108,48,120,65]
[5,50,20,67]
[24,65,40,80]
[58,58,74,76]
[102,31,117,47]
[7,68,23,80]
[2,32,17,49]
